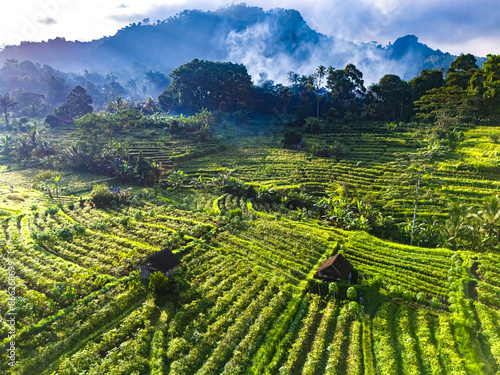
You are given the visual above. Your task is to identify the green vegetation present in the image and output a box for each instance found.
[0,53,500,374]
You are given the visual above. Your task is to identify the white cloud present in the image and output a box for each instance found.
[0,0,499,56]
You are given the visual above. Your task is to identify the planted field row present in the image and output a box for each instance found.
[343,232,453,297]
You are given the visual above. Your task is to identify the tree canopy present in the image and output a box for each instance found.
[59,86,93,118]
[160,59,252,113]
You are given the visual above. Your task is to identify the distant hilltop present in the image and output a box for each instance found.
[0,4,485,84]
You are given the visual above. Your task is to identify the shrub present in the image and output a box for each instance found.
[347,286,357,300]
[389,285,404,298]
[89,184,131,208]
[149,271,171,294]
[7,194,25,201]
[281,130,302,148]
[34,170,60,183]
[416,292,427,304]
[220,177,257,198]
[47,206,59,216]
[348,301,359,313]
[166,337,189,360]
[119,216,131,226]
[57,227,73,242]
[89,184,116,208]
[169,120,180,134]
[228,209,242,219]
[73,224,86,235]
[165,170,186,190]
[304,117,324,134]
[403,290,416,301]
[430,297,441,309]
[328,282,339,297]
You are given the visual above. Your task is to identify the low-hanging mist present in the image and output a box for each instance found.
[0,4,485,88]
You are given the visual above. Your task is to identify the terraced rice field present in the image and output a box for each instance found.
[1,121,500,374]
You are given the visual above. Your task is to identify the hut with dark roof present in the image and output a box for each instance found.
[56,115,74,124]
[315,253,353,282]
[139,248,181,281]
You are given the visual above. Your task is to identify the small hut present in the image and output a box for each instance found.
[139,248,181,281]
[315,253,353,282]
[56,115,75,124]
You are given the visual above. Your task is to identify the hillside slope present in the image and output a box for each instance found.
[0,5,481,84]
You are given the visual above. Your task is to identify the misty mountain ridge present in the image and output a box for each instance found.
[0,4,485,86]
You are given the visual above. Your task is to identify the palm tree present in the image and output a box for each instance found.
[0,94,17,127]
[469,195,500,241]
[286,71,300,85]
[438,202,471,250]
[316,65,326,117]
[33,140,57,169]
[16,136,33,160]
[106,95,128,112]
[142,96,158,114]
[64,142,86,170]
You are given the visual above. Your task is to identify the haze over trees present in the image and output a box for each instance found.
[0,5,484,87]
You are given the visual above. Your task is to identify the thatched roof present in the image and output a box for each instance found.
[316,253,353,280]
[141,248,181,273]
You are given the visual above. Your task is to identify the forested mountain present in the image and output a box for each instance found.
[0,5,484,85]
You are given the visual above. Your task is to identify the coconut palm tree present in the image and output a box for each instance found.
[16,136,33,160]
[316,65,326,117]
[33,140,58,169]
[64,142,86,170]
[438,202,471,250]
[142,96,158,114]
[286,71,300,85]
[106,95,128,112]
[469,195,500,244]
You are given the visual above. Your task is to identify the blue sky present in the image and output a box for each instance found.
[1,0,499,56]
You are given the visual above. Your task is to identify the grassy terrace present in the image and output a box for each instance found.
[1,119,500,374]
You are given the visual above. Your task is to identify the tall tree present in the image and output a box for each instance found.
[106,95,128,112]
[286,71,300,85]
[377,74,410,121]
[46,75,69,105]
[414,86,475,132]
[450,53,478,72]
[278,85,292,113]
[0,94,17,126]
[446,53,479,89]
[142,96,158,114]
[62,86,93,117]
[481,54,500,115]
[470,195,500,239]
[135,151,161,186]
[410,69,443,103]
[326,63,365,115]
[17,92,46,117]
[164,59,252,113]
[315,65,326,117]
